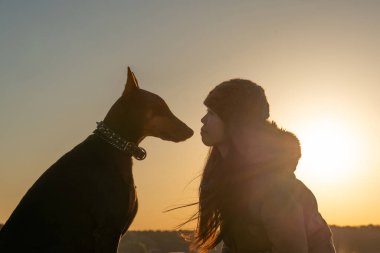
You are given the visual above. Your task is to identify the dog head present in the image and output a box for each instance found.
[119,67,194,143]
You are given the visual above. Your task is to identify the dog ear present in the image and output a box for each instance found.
[124,66,140,96]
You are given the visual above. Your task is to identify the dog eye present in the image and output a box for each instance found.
[153,106,169,117]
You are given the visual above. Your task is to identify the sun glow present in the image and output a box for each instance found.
[295,118,362,184]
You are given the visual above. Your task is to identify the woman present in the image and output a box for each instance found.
[193,79,336,253]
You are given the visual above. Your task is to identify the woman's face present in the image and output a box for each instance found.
[200,108,226,146]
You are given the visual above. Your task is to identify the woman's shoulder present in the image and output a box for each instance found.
[246,173,319,214]
[244,172,301,209]
[247,171,295,193]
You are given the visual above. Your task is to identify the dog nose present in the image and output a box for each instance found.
[186,127,194,138]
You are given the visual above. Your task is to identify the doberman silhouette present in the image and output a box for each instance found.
[0,67,194,253]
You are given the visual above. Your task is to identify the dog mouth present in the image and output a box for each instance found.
[148,116,193,142]
[160,129,194,142]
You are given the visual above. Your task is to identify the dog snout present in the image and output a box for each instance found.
[184,126,194,139]
[172,123,193,142]
[169,118,194,142]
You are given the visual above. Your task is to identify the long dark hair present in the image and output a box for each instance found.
[191,147,225,252]
[191,134,255,251]
[190,79,271,252]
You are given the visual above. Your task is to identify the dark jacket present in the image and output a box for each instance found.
[220,130,336,253]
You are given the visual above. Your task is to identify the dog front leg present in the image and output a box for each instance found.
[93,225,121,253]
[91,205,123,253]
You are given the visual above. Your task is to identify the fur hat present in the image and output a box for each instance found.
[204,79,270,125]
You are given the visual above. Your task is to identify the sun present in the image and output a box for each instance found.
[295,118,362,184]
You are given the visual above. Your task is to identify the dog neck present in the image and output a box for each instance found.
[103,97,147,144]
[94,121,146,160]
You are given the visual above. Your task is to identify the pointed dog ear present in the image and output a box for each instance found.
[124,66,139,96]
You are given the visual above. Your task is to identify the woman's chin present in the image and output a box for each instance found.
[201,137,213,147]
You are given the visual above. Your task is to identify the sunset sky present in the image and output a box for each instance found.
[1,1,379,230]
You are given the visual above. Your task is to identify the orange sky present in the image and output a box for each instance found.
[1,1,379,230]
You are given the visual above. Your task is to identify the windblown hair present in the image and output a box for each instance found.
[191,148,226,252]
[191,127,256,252]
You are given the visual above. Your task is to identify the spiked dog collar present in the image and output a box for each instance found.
[94,121,147,160]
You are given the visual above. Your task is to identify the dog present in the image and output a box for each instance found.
[0,67,194,253]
